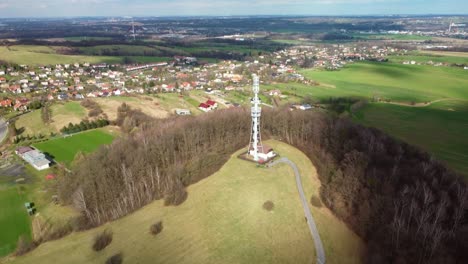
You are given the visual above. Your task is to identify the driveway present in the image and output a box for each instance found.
[268,157,326,264]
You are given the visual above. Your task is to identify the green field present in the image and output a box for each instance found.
[33,130,115,165]
[7,141,363,264]
[354,100,468,174]
[295,61,468,176]
[300,62,468,103]
[0,186,31,257]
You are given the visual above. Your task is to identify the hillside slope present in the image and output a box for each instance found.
[4,140,363,264]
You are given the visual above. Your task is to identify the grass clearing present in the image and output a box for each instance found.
[7,141,363,264]
[0,186,31,257]
[15,111,55,136]
[50,102,87,131]
[33,129,114,165]
[94,96,170,120]
[15,102,87,136]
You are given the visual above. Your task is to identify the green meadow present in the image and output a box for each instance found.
[287,62,468,176]
[33,129,115,165]
[300,62,468,103]
[0,186,31,257]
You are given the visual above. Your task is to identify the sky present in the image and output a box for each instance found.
[0,0,466,18]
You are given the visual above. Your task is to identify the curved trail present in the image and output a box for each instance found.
[268,157,326,264]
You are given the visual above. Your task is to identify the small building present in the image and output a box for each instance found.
[299,104,313,111]
[206,100,218,109]
[249,144,277,163]
[175,109,191,116]
[198,103,211,112]
[16,147,50,171]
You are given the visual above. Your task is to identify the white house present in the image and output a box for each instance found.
[175,109,191,116]
[299,104,313,111]
[16,146,50,171]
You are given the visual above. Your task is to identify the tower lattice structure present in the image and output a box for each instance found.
[248,74,263,161]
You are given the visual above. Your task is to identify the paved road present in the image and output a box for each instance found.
[268,157,326,264]
[0,117,7,144]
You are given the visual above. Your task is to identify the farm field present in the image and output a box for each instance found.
[419,50,468,58]
[0,45,174,65]
[7,141,364,264]
[354,100,468,175]
[389,52,468,65]
[352,33,432,41]
[0,186,31,258]
[33,129,115,165]
[0,45,121,65]
[300,62,468,103]
[284,61,468,176]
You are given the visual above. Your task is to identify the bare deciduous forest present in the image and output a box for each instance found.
[57,106,467,264]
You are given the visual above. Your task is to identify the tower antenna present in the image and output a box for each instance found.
[249,74,263,162]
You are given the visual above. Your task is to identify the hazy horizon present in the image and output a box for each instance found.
[0,0,467,18]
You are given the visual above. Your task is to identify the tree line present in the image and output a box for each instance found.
[56,107,467,263]
[261,108,468,264]
[60,120,109,134]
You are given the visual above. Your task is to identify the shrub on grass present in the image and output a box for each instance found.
[150,221,163,236]
[263,200,275,211]
[310,195,322,208]
[88,108,103,117]
[92,229,113,252]
[105,253,123,264]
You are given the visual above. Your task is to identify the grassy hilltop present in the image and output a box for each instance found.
[6,141,363,264]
